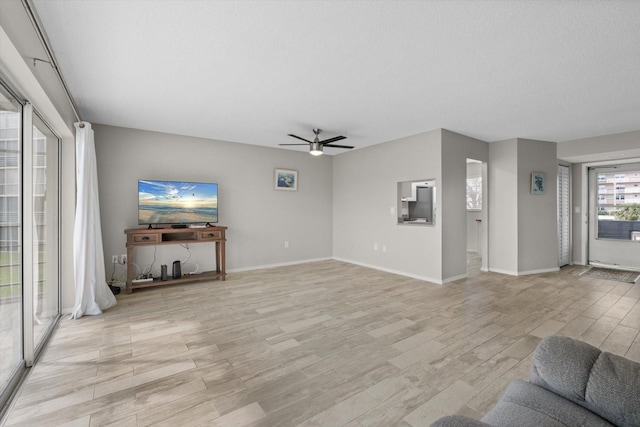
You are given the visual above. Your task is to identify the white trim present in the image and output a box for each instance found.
[332,257,445,284]
[489,268,519,276]
[22,103,34,368]
[489,267,560,276]
[588,262,640,273]
[519,267,560,275]
[441,273,469,284]
[228,257,332,273]
[582,157,640,267]
[580,163,589,266]
[558,164,571,267]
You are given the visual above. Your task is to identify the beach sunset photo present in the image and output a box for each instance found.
[138,180,218,225]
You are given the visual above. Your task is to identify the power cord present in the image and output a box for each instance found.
[107,259,127,287]
[180,244,200,274]
[142,246,157,278]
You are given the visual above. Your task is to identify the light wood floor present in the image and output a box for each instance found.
[3,257,640,427]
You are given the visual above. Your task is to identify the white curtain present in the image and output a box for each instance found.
[71,122,116,319]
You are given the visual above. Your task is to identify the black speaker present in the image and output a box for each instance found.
[172,260,181,279]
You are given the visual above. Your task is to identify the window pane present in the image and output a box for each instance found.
[32,118,59,347]
[0,89,22,398]
[466,177,482,210]
[597,169,640,240]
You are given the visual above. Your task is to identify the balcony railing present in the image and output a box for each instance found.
[598,219,640,240]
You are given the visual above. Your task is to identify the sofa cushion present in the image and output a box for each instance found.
[430,415,492,427]
[481,379,613,427]
[530,335,640,426]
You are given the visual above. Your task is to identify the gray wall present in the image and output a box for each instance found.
[441,130,489,279]
[489,140,520,273]
[333,128,488,283]
[489,138,559,275]
[516,139,558,273]
[94,125,333,278]
[333,129,444,282]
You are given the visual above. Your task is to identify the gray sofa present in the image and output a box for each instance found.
[431,335,640,427]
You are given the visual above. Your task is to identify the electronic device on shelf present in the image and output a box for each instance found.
[138,179,218,228]
[172,260,181,279]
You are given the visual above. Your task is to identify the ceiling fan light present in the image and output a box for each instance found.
[310,142,323,156]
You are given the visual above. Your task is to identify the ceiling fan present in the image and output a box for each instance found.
[280,128,354,156]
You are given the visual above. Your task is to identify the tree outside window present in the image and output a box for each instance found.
[466,177,482,210]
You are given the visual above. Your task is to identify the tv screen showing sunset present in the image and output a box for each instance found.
[138,180,218,225]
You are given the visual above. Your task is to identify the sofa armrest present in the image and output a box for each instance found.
[530,335,640,427]
[430,415,493,427]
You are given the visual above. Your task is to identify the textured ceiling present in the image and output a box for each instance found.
[32,0,640,154]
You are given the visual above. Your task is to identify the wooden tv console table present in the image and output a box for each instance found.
[124,226,227,294]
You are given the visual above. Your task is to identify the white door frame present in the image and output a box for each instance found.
[581,158,640,267]
[558,163,571,267]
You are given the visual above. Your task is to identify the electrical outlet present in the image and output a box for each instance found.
[112,255,118,264]
[120,254,127,264]
[373,243,378,251]
[382,245,387,253]
[284,240,289,248]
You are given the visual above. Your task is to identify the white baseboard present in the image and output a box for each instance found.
[441,273,469,284]
[519,267,560,275]
[228,257,333,273]
[489,267,560,276]
[332,257,446,285]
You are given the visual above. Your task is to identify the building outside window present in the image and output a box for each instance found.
[596,170,640,240]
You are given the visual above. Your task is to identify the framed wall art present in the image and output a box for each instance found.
[274,168,298,191]
[531,172,545,194]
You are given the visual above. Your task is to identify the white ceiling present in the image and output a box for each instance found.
[32,0,640,154]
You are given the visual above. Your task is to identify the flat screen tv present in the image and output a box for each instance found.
[138,179,218,226]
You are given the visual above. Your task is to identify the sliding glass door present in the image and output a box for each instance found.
[31,116,60,350]
[0,80,61,412]
[588,164,640,269]
[0,85,23,409]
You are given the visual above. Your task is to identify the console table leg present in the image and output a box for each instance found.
[126,245,133,294]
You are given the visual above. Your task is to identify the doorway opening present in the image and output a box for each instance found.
[466,158,487,273]
[588,163,640,270]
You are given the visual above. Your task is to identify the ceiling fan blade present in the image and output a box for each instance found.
[279,143,310,146]
[323,144,354,149]
[320,135,346,144]
[288,134,312,143]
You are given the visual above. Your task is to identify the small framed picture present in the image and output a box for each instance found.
[531,172,545,194]
[274,168,298,191]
